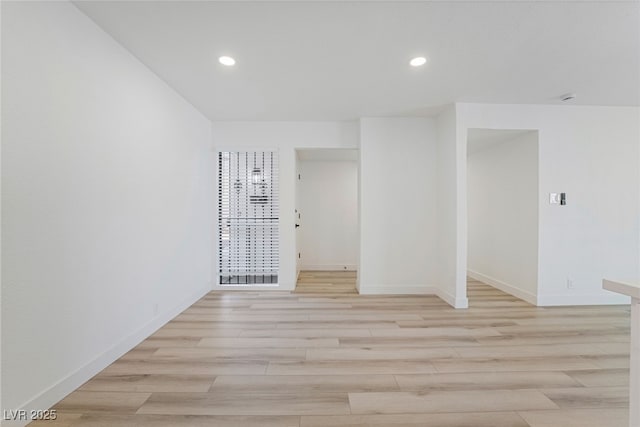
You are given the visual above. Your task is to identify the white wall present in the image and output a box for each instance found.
[212,121,359,290]
[467,131,539,304]
[435,106,468,308]
[1,2,213,422]
[358,117,439,294]
[298,159,358,270]
[458,103,639,305]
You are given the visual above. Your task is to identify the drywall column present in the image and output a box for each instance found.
[435,106,468,308]
[603,280,640,427]
[359,117,439,294]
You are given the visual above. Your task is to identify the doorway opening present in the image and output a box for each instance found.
[466,129,539,307]
[294,148,359,294]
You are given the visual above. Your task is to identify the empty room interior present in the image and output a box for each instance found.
[1,1,639,427]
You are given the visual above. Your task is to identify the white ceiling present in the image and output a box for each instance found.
[467,129,536,155]
[74,1,640,121]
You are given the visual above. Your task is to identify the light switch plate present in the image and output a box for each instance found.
[550,193,560,204]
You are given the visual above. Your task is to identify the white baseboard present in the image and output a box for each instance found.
[467,270,537,305]
[537,292,630,306]
[301,264,357,271]
[356,284,468,309]
[5,284,211,427]
[436,287,469,309]
[467,270,632,306]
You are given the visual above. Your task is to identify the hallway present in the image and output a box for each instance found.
[466,277,533,308]
[295,270,357,294]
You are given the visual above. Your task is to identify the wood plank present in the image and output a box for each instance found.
[211,374,399,393]
[519,408,628,427]
[137,392,351,416]
[54,391,151,414]
[348,390,559,414]
[300,412,531,427]
[394,371,581,391]
[41,280,631,425]
[79,374,216,393]
[56,414,301,427]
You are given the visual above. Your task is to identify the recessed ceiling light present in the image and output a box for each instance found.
[219,56,236,66]
[410,56,428,67]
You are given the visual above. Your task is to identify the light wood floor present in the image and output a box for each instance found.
[36,278,630,427]
[295,270,357,294]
